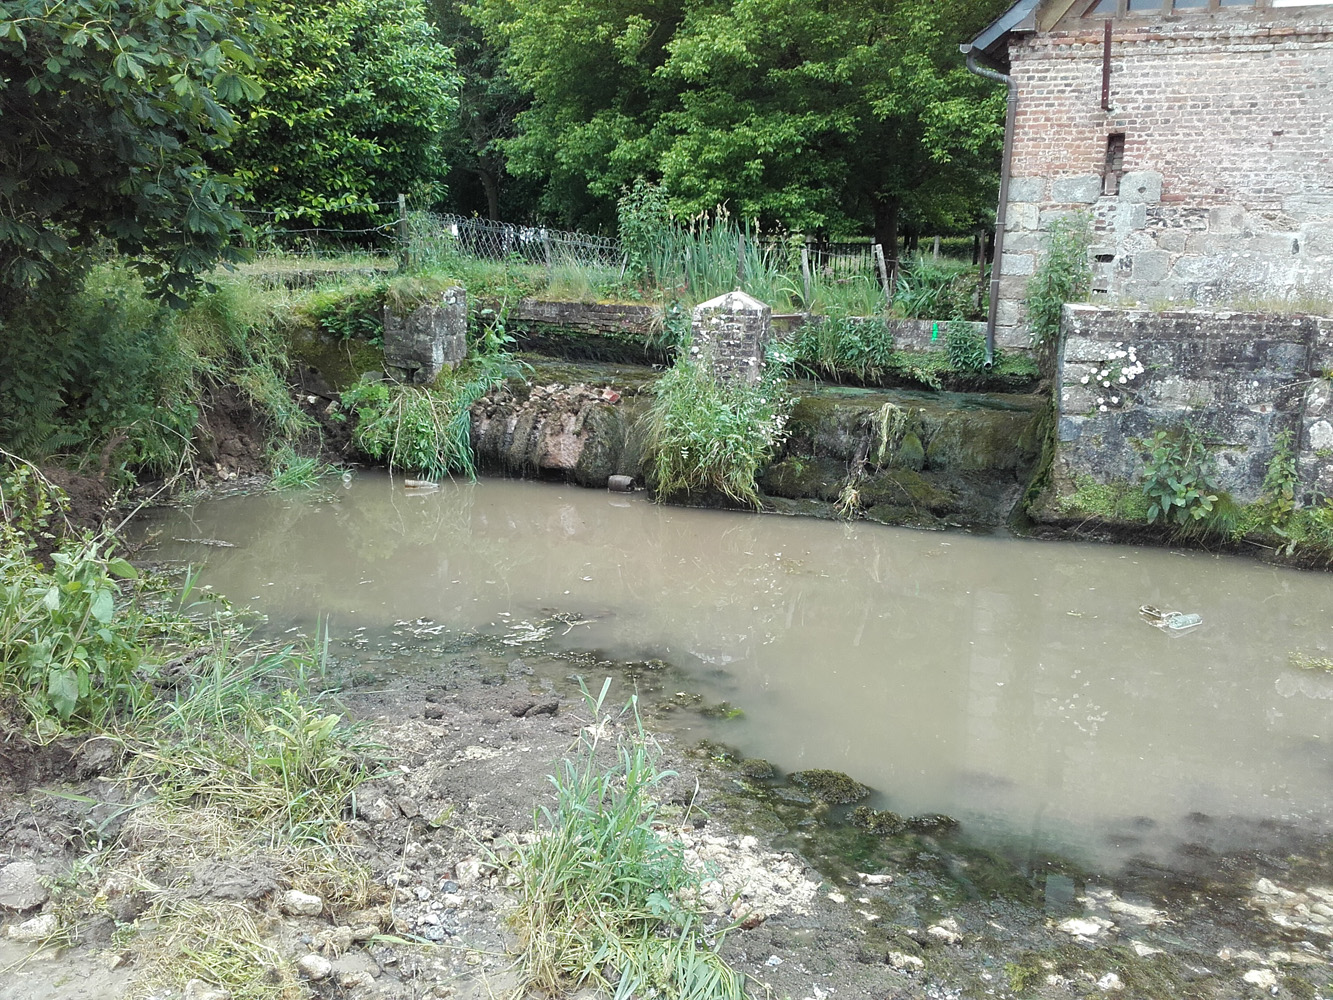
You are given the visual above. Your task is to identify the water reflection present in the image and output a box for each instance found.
[141,473,1333,870]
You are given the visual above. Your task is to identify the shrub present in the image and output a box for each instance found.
[506,679,745,1000]
[1025,214,1093,347]
[643,345,793,507]
[791,315,895,382]
[1138,426,1219,528]
[339,353,519,479]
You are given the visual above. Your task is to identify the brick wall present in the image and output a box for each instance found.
[998,14,1333,343]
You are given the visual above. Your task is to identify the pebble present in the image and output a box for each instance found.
[927,918,963,946]
[184,979,231,1000]
[297,953,333,980]
[0,862,49,911]
[887,952,925,972]
[6,913,57,941]
[1243,969,1278,990]
[280,890,325,917]
[1096,972,1124,992]
[1058,916,1112,939]
[858,872,893,886]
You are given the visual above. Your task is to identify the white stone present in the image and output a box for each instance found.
[927,918,962,945]
[0,862,48,911]
[297,954,333,980]
[1242,969,1278,990]
[280,889,324,917]
[456,858,484,885]
[1131,941,1162,958]
[1058,917,1111,938]
[1097,972,1124,991]
[6,912,57,941]
[184,979,231,1000]
[887,952,925,972]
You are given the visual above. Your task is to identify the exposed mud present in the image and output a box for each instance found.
[4,619,1333,1000]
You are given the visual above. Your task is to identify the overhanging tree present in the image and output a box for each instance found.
[0,0,264,309]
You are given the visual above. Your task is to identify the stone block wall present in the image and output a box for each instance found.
[999,14,1333,342]
[1051,304,1333,508]
[692,291,772,384]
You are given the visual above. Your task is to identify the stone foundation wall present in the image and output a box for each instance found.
[1048,304,1333,511]
[1000,15,1333,341]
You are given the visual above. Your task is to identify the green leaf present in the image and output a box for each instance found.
[89,588,114,624]
[47,668,80,720]
[42,586,60,611]
[106,557,138,579]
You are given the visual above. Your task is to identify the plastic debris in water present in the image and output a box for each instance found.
[1139,605,1203,631]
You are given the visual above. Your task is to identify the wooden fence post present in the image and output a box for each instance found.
[800,246,813,311]
[872,243,894,309]
[396,193,409,271]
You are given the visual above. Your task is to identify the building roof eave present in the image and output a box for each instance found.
[963,0,1042,70]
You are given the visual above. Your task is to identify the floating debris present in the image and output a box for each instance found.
[171,537,236,548]
[1139,605,1202,631]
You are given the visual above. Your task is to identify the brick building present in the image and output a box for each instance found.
[964,0,1333,347]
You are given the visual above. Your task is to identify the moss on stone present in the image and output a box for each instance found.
[759,456,845,501]
[1058,474,1152,522]
[789,768,871,805]
[894,431,926,471]
[850,806,907,836]
[288,322,386,390]
[858,468,953,511]
[739,758,777,781]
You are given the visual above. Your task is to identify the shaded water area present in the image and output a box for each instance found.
[142,473,1333,880]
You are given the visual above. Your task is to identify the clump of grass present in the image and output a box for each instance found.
[791,315,896,382]
[642,343,793,507]
[122,642,385,843]
[266,446,335,491]
[506,679,746,1000]
[338,353,520,479]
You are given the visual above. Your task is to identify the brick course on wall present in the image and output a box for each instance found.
[999,14,1333,342]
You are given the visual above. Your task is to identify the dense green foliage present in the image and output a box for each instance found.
[1025,214,1093,347]
[0,0,263,307]
[215,0,460,230]
[644,344,791,507]
[0,264,311,475]
[470,0,1009,237]
[508,680,745,999]
[339,352,518,479]
[1138,426,1220,527]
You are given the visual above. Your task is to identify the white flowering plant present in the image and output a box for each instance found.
[1079,341,1145,413]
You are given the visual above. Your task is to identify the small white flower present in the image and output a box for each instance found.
[1115,342,1123,348]
[1081,375,1090,384]
[1119,376,1127,383]
[1096,397,1105,405]
[1127,372,1136,380]
[1102,380,1111,388]
[1099,370,1109,378]
[1099,404,1108,411]
[1111,396,1119,404]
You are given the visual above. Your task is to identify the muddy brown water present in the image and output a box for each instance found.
[142,472,1333,877]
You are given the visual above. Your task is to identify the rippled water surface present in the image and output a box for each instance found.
[141,473,1333,871]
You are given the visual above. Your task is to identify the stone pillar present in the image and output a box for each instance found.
[691,290,772,385]
[383,285,468,384]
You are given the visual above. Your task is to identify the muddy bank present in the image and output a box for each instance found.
[4,618,1333,1000]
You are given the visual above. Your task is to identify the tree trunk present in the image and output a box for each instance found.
[475,167,501,221]
[873,196,899,263]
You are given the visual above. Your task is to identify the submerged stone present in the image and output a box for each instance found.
[789,769,871,805]
[850,806,907,836]
[739,758,777,781]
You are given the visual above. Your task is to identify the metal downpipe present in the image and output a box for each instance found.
[962,47,1019,371]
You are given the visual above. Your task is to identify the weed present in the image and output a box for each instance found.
[339,353,519,480]
[266,447,334,491]
[1025,214,1093,348]
[791,315,896,382]
[643,343,793,507]
[944,320,990,373]
[1138,426,1220,528]
[506,679,746,1000]
[893,257,982,321]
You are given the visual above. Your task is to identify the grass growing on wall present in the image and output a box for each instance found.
[642,344,793,507]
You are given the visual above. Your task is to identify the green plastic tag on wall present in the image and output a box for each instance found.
[931,321,939,341]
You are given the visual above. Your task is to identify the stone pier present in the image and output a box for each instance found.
[692,290,772,385]
[383,285,468,383]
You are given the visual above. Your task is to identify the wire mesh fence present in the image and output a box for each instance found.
[239,203,401,259]
[407,211,625,272]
